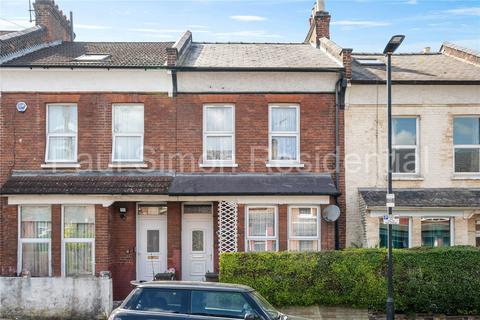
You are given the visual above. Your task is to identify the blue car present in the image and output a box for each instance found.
[108,281,307,320]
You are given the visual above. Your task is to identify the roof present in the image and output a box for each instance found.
[359,188,480,208]
[2,41,174,68]
[135,281,254,292]
[169,173,339,196]
[0,171,173,195]
[177,42,342,70]
[351,53,480,83]
[0,172,338,196]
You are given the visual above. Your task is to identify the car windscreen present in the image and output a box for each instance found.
[191,290,255,319]
[124,287,189,314]
[251,291,280,319]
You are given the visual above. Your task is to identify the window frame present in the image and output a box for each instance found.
[392,116,419,175]
[61,205,96,277]
[453,115,480,174]
[287,206,321,251]
[268,104,301,166]
[202,104,236,167]
[17,205,52,277]
[378,216,412,249]
[45,103,78,163]
[112,103,145,163]
[420,217,454,247]
[245,205,278,252]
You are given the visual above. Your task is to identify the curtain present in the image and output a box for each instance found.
[271,108,296,132]
[421,218,451,247]
[206,136,233,160]
[64,206,95,238]
[290,208,318,237]
[65,242,93,276]
[206,107,233,132]
[114,136,142,161]
[48,136,75,161]
[48,105,77,134]
[22,243,49,277]
[455,148,480,172]
[454,117,480,145]
[114,105,144,133]
[248,208,275,237]
[272,136,296,160]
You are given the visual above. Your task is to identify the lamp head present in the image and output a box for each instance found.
[383,35,405,54]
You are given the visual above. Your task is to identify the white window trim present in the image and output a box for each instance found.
[268,104,301,166]
[202,104,236,167]
[45,104,78,163]
[392,116,419,176]
[61,205,95,277]
[287,205,321,251]
[17,205,52,277]
[245,205,278,252]
[453,116,480,174]
[111,104,145,163]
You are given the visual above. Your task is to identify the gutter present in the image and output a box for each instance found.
[350,79,480,85]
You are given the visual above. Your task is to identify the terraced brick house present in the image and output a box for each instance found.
[344,45,480,249]
[0,0,349,300]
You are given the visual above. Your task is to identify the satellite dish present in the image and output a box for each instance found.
[322,205,340,222]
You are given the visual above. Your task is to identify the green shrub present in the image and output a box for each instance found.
[219,246,480,315]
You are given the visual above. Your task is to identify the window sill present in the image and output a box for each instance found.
[452,174,480,180]
[41,163,81,169]
[392,174,424,181]
[108,163,148,169]
[266,162,305,168]
[199,163,238,168]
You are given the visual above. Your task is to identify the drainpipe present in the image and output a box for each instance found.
[334,74,346,250]
[170,70,178,97]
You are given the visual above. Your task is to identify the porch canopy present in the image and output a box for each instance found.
[359,188,480,208]
[168,173,339,196]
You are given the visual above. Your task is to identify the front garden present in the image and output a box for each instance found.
[219,246,480,315]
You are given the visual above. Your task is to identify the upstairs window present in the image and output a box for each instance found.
[112,104,144,162]
[269,105,300,164]
[203,105,235,165]
[454,117,480,173]
[19,206,52,277]
[392,117,418,174]
[46,104,77,162]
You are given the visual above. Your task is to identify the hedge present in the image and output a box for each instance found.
[219,247,480,315]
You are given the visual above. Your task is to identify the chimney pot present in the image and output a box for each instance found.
[423,47,431,54]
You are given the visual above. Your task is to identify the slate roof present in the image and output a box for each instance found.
[169,173,339,196]
[0,172,173,195]
[359,188,480,208]
[2,41,174,68]
[0,172,339,196]
[352,53,480,83]
[177,42,343,70]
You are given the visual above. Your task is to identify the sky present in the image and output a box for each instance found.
[1,0,479,53]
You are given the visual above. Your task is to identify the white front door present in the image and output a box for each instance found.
[182,210,214,281]
[137,214,167,282]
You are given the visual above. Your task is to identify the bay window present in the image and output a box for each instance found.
[18,206,51,277]
[203,105,235,165]
[421,218,451,247]
[46,104,77,162]
[379,217,410,248]
[454,117,480,173]
[288,207,320,251]
[62,205,95,276]
[392,117,418,174]
[246,206,277,252]
[269,105,300,165]
[112,104,144,162]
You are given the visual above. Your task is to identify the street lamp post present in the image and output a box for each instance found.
[383,34,405,320]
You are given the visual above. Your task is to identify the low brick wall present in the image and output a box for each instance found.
[0,277,112,319]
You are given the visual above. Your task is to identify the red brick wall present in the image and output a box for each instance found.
[0,201,17,276]
[51,205,61,276]
[278,205,288,251]
[167,202,182,278]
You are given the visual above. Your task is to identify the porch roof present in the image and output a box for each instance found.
[0,171,173,195]
[168,173,339,196]
[359,188,480,208]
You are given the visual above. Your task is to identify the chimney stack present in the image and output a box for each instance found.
[34,0,74,42]
[308,0,331,44]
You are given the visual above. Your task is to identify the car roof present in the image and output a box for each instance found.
[135,281,254,292]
